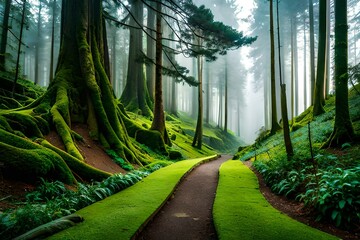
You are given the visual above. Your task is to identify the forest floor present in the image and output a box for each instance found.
[0,124,124,211]
[0,125,358,239]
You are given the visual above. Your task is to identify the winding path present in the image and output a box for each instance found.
[136,155,231,240]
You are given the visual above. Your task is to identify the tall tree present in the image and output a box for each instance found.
[185,3,256,149]
[1,0,147,183]
[270,0,281,134]
[0,0,11,71]
[276,0,293,158]
[34,1,42,85]
[150,0,171,145]
[49,0,57,83]
[324,0,355,147]
[12,0,27,96]
[146,1,156,101]
[121,0,152,116]
[309,0,316,105]
[313,0,328,116]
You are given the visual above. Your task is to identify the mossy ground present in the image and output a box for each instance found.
[48,155,217,240]
[213,160,337,240]
[126,111,217,159]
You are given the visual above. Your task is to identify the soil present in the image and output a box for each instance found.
[136,155,230,240]
[0,124,125,211]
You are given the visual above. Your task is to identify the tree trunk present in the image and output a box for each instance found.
[35,2,42,85]
[1,0,148,183]
[111,28,118,95]
[293,18,299,117]
[276,0,293,158]
[0,0,11,71]
[291,17,295,124]
[12,0,26,96]
[313,0,327,116]
[192,47,203,149]
[49,0,56,83]
[281,84,294,157]
[270,0,281,134]
[205,61,210,124]
[224,57,228,133]
[303,16,308,110]
[309,0,316,105]
[121,0,152,116]
[147,2,156,101]
[324,0,354,147]
[325,0,331,99]
[150,0,171,145]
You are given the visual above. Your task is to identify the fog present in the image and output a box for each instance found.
[2,0,360,144]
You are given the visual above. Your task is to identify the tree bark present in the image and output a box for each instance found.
[224,57,228,133]
[276,0,293,158]
[35,2,42,85]
[270,0,281,134]
[146,2,156,101]
[313,0,327,116]
[192,47,203,149]
[121,0,152,116]
[205,61,210,124]
[324,0,354,147]
[309,0,316,105]
[0,0,11,71]
[12,0,26,96]
[49,0,56,83]
[303,16,308,110]
[150,0,171,145]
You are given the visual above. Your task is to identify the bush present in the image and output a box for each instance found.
[299,166,360,228]
[0,163,170,239]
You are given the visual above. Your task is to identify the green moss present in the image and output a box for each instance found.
[51,106,84,160]
[0,140,75,185]
[49,155,217,240]
[3,112,44,138]
[135,129,167,155]
[213,160,337,240]
[122,114,144,137]
[168,150,183,160]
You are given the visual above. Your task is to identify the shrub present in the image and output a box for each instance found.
[299,166,360,228]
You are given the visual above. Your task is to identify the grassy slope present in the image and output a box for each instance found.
[213,160,337,240]
[48,155,217,240]
[234,86,360,163]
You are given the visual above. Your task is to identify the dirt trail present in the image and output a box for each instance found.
[136,155,231,240]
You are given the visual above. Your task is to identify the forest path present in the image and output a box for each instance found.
[135,155,231,240]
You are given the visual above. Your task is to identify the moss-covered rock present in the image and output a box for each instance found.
[168,150,183,160]
[135,129,167,155]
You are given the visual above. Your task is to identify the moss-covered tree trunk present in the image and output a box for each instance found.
[324,0,354,147]
[121,0,152,117]
[0,0,146,184]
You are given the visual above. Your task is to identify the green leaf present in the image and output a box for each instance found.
[331,210,339,220]
[338,200,346,209]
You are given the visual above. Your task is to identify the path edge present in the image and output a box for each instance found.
[131,154,220,240]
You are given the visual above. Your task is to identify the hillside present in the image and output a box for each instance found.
[234,85,360,231]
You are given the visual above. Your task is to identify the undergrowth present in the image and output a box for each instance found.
[235,87,360,230]
[0,161,172,240]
